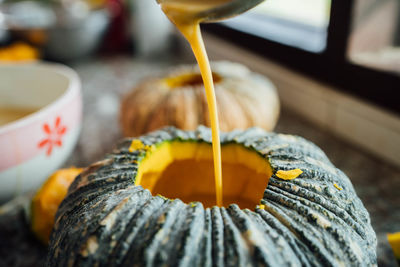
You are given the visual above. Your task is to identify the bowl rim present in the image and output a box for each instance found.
[0,62,81,134]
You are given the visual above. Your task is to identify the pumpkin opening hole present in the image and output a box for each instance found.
[164,72,222,88]
[135,141,272,209]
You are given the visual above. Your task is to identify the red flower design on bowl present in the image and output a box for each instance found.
[38,116,67,156]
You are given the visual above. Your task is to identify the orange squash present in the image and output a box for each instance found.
[387,232,400,259]
[31,167,82,244]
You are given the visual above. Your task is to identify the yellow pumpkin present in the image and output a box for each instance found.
[120,61,280,137]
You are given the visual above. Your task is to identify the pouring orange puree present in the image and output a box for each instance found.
[160,0,232,207]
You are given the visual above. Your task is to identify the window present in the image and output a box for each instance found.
[348,0,400,75]
[204,0,399,114]
[222,0,331,52]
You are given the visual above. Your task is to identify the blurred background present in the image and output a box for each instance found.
[0,0,399,265]
[1,0,400,73]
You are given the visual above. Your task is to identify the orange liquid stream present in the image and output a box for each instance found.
[161,3,224,206]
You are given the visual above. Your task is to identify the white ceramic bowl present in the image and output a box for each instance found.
[0,63,82,202]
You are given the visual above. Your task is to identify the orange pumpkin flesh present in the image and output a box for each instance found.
[387,232,400,259]
[31,168,82,244]
[163,72,222,88]
[135,141,272,209]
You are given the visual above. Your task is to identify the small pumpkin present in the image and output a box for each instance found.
[120,61,280,137]
[31,167,83,244]
[47,127,376,266]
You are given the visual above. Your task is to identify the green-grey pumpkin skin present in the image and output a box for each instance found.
[46,127,377,267]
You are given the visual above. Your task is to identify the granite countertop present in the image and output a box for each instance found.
[1,56,399,266]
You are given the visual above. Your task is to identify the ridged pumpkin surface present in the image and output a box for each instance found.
[47,127,377,266]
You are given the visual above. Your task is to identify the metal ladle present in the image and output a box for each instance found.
[157,0,265,23]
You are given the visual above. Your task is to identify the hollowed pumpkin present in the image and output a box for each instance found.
[47,127,377,266]
[120,61,280,136]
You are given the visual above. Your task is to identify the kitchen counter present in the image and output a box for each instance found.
[67,56,400,265]
[1,56,399,266]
